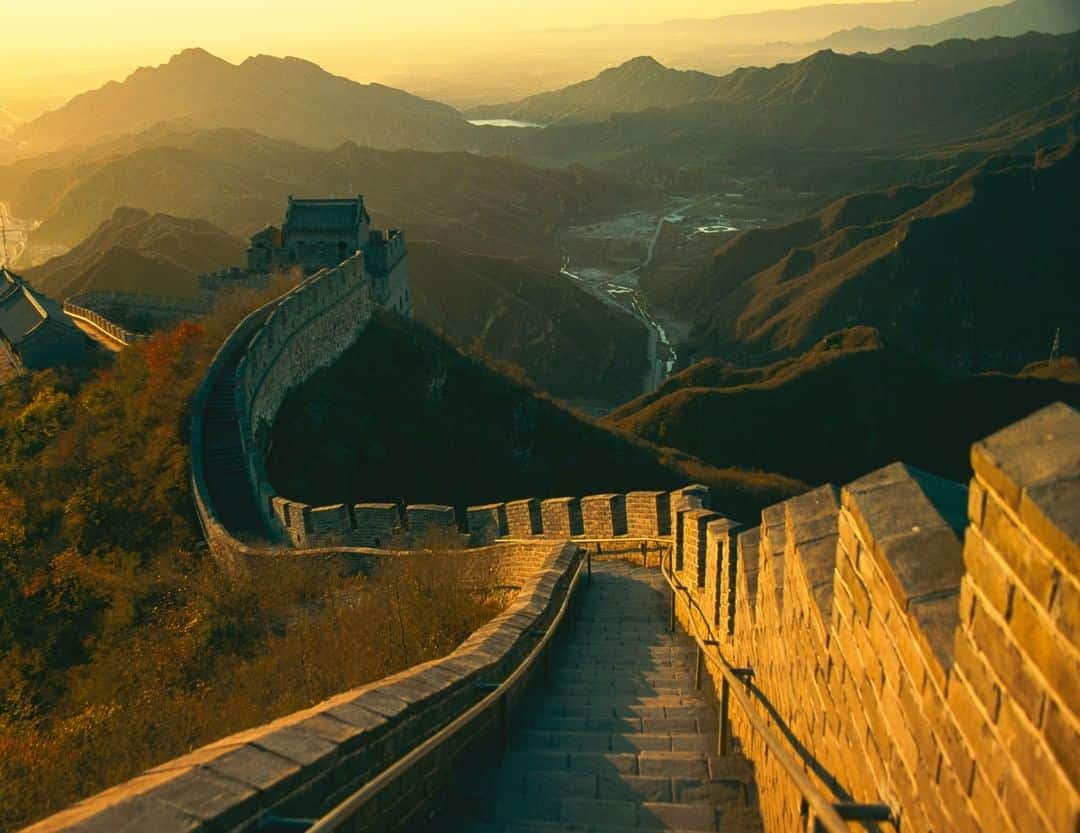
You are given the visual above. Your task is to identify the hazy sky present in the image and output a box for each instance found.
[4,0,843,76]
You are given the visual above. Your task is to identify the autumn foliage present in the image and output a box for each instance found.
[0,288,502,831]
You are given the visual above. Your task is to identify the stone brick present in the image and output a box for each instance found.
[307,503,351,541]
[1041,694,1080,788]
[996,695,1076,833]
[466,503,505,546]
[540,498,578,537]
[970,402,1080,513]
[963,526,1014,616]
[1021,475,1080,578]
[354,502,400,547]
[952,626,1001,721]
[1006,584,1079,713]
[982,492,1059,607]
[1000,765,1055,833]
[505,499,542,537]
[843,465,966,617]
[406,504,457,542]
[1050,571,1079,645]
[969,768,1015,833]
[970,594,1045,724]
[580,494,627,538]
[625,491,669,537]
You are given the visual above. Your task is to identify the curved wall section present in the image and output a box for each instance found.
[235,255,377,533]
[191,251,409,554]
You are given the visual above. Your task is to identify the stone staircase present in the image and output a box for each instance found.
[201,356,267,539]
[450,560,763,832]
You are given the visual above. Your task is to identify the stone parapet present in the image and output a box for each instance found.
[667,404,1079,833]
[23,541,581,833]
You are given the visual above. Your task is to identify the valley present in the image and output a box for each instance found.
[558,190,820,393]
[2,6,1079,833]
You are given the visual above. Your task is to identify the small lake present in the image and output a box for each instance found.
[468,119,546,129]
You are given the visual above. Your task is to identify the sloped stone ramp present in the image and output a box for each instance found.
[449,559,764,832]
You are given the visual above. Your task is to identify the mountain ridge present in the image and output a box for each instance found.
[14,48,474,154]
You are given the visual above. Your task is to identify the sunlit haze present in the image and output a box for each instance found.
[3,0,989,115]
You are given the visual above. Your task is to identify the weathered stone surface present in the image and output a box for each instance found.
[971,402,1080,510]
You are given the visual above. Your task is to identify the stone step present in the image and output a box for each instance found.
[526,715,717,735]
[520,731,720,755]
[528,704,714,723]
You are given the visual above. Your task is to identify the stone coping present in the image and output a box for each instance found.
[23,542,581,833]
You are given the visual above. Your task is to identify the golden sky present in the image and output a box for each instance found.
[0,0,984,116]
[3,0,848,76]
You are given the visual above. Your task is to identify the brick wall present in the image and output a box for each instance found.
[24,542,582,833]
[671,403,1078,833]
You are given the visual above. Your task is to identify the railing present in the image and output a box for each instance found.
[63,300,148,347]
[260,547,590,833]
[659,551,895,833]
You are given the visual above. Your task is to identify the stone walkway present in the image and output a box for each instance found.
[450,559,763,832]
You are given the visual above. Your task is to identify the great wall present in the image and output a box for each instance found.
[21,208,1079,832]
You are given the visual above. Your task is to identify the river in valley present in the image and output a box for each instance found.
[560,194,769,395]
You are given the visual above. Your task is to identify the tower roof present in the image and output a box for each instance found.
[284,196,369,233]
[0,268,78,346]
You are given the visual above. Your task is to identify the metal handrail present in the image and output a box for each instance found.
[299,550,588,833]
[660,550,889,833]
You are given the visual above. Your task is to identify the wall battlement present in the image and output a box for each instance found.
[35,402,1080,833]
[668,402,1079,833]
[191,242,410,554]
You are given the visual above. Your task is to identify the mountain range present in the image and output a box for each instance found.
[23,206,245,299]
[642,141,1079,375]
[267,314,803,521]
[469,27,1080,130]
[819,0,1080,52]
[0,126,648,256]
[13,48,474,154]
[608,327,1080,486]
[408,242,648,405]
[475,30,1080,180]
[18,203,651,406]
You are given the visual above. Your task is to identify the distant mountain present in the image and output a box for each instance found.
[409,241,648,405]
[820,0,1080,52]
[24,206,245,299]
[14,48,475,154]
[642,141,1080,375]
[467,57,720,125]
[266,314,803,521]
[0,126,648,256]
[0,109,22,136]
[479,30,1080,169]
[608,327,1080,485]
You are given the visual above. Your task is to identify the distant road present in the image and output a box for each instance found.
[0,201,29,266]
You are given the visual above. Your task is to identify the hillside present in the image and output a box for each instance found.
[23,206,246,299]
[467,57,721,125]
[13,48,474,154]
[820,0,1080,52]
[266,315,803,523]
[409,241,648,405]
[0,126,649,254]
[608,328,1080,486]
[643,141,1080,375]
[481,31,1080,171]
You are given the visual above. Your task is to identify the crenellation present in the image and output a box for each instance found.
[354,503,400,547]
[625,490,670,537]
[681,507,719,591]
[538,497,577,537]
[306,503,352,544]
[406,504,458,543]
[505,498,542,537]
[467,503,506,546]
[580,493,627,538]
